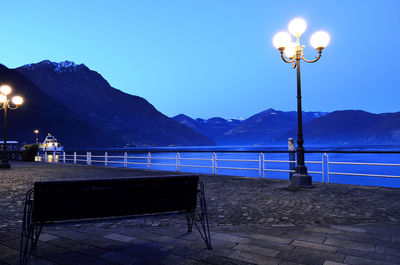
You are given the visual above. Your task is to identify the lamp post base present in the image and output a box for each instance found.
[290,165,312,188]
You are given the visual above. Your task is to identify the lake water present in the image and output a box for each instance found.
[68,145,400,188]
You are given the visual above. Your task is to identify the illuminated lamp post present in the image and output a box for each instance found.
[34,129,39,144]
[0,85,24,169]
[273,18,330,187]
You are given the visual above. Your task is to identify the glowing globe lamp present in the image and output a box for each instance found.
[310,31,330,50]
[0,85,12,95]
[11,96,24,105]
[273,31,292,49]
[288,18,307,37]
[284,42,297,58]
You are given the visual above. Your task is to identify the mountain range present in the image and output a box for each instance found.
[173,109,400,145]
[280,110,400,145]
[1,59,399,148]
[172,109,327,145]
[172,114,244,144]
[0,64,116,148]
[1,61,215,147]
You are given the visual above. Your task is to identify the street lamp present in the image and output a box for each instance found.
[273,18,330,187]
[34,130,39,144]
[0,85,24,169]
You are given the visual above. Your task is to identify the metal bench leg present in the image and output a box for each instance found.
[20,189,34,265]
[194,181,212,249]
[20,189,43,265]
[32,224,43,250]
[186,211,195,232]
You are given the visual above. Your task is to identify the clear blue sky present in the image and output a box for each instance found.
[1,0,399,119]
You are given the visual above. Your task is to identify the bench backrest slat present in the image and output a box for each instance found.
[33,175,199,223]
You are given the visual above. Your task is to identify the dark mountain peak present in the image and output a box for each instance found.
[17,60,114,97]
[173,114,194,121]
[207,117,227,123]
[171,114,198,130]
[331,109,370,115]
[323,110,377,120]
[262,108,278,114]
[0,65,120,147]
[15,62,214,146]
[195,118,206,123]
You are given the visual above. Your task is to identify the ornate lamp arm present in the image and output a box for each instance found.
[279,48,295,64]
[8,104,19,110]
[301,48,323,63]
[0,101,19,110]
[0,101,8,110]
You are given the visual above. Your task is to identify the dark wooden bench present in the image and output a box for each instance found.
[20,175,211,265]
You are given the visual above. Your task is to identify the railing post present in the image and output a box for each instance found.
[44,152,48,162]
[105,152,108,167]
[322,153,324,183]
[87,151,91,165]
[124,152,127,167]
[147,152,151,170]
[211,153,214,175]
[327,154,330,183]
[259,153,265,178]
[321,153,329,183]
[53,151,56,163]
[63,152,66,163]
[213,153,217,175]
[73,152,76,164]
[288,139,296,180]
[263,153,266,178]
[176,152,180,172]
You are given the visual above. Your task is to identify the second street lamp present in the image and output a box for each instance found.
[0,85,24,169]
[34,129,39,144]
[273,18,330,187]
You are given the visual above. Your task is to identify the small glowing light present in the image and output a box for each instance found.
[34,130,39,134]
[273,31,292,49]
[288,18,307,37]
[284,42,297,58]
[310,31,330,49]
[0,94,6,103]
[0,85,12,95]
[11,96,23,105]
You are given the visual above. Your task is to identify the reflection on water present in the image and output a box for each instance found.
[44,154,59,163]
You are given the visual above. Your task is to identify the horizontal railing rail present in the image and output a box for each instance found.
[36,150,400,186]
[65,148,400,154]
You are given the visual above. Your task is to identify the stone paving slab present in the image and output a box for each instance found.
[1,162,400,265]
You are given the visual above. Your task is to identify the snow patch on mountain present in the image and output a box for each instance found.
[53,61,77,72]
[228,117,245,122]
[21,60,79,73]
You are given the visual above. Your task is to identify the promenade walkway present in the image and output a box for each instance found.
[0,162,399,265]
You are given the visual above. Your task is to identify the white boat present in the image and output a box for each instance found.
[39,133,64,153]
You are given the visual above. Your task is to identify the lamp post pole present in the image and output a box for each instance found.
[1,105,8,169]
[295,52,306,175]
[34,130,39,144]
[0,85,24,169]
[273,18,330,187]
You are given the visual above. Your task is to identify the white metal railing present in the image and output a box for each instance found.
[36,151,400,184]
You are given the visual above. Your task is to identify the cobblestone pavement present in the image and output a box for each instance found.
[1,162,400,265]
